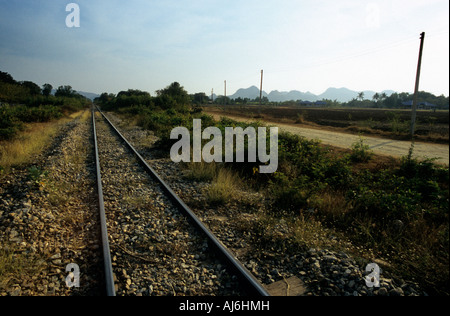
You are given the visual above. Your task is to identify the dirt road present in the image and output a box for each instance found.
[206,111,449,165]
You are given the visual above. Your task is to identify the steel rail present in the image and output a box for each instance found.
[92,109,116,296]
[96,106,270,297]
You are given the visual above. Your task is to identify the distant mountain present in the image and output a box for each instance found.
[230,86,268,99]
[268,90,318,102]
[318,87,358,103]
[319,87,395,103]
[225,86,395,103]
[78,91,100,100]
[50,89,100,100]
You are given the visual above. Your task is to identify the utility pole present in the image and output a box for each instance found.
[224,80,227,106]
[211,88,214,103]
[410,32,425,137]
[259,70,264,106]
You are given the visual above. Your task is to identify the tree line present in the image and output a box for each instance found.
[346,91,449,109]
[194,89,449,110]
[0,71,91,140]
[95,82,192,113]
[0,71,89,105]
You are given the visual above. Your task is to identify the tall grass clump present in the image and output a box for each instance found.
[184,161,217,182]
[206,168,241,206]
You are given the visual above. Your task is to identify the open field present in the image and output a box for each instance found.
[204,106,449,165]
[203,106,449,144]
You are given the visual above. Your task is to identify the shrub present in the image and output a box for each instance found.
[352,186,422,222]
[269,172,312,213]
[0,107,22,140]
[350,136,373,162]
[323,156,353,188]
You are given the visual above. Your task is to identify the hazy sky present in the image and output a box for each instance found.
[0,0,448,97]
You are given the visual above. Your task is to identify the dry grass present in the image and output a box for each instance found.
[0,122,60,172]
[62,131,89,169]
[0,110,88,173]
[295,111,307,124]
[78,109,91,122]
[0,243,45,291]
[206,167,241,205]
[309,191,352,220]
[0,109,92,203]
[290,215,334,249]
[95,111,102,119]
[184,161,217,182]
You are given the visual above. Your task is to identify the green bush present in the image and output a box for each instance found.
[269,175,310,212]
[352,186,422,222]
[350,136,373,162]
[398,143,448,205]
[11,105,63,123]
[0,107,22,140]
[323,156,353,188]
[0,105,64,140]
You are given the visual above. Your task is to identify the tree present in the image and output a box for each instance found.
[156,82,189,103]
[192,92,208,105]
[21,81,41,95]
[0,71,16,85]
[155,82,190,111]
[42,83,53,97]
[55,85,76,97]
[357,92,365,101]
[372,92,380,103]
[115,89,152,108]
[95,92,115,103]
[384,93,400,108]
[117,89,150,98]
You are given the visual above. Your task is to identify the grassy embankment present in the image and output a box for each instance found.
[0,110,90,174]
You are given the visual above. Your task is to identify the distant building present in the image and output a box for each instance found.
[299,100,313,106]
[298,100,328,107]
[402,100,437,110]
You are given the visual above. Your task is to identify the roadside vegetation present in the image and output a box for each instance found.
[96,82,449,295]
[0,71,91,173]
[0,71,91,141]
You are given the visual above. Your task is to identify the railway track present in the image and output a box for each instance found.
[91,107,269,296]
